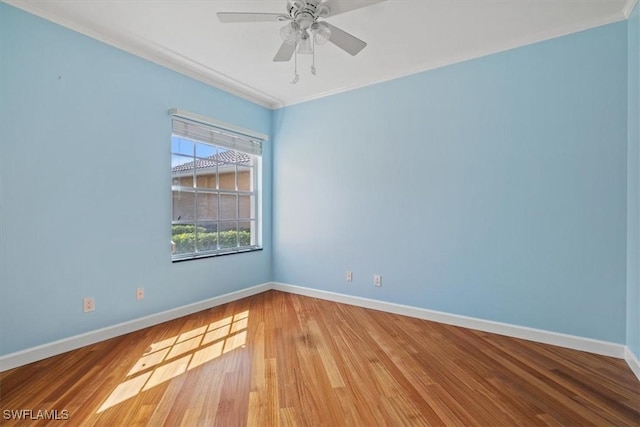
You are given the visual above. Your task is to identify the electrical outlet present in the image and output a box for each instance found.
[374,275,382,287]
[83,297,95,313]
[136,288,144,300]
[346,271,353,282]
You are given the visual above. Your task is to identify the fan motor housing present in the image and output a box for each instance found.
[288,0,330,26]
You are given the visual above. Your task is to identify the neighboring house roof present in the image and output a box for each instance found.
[172,151,251,173]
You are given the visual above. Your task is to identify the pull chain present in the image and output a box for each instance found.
[311,40,317,75]
[291,43,300,84]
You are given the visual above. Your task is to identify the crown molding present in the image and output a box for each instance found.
[623,0,638,17]
[282,9,630,108]
[3,0,284,110]
[4,0,632,110]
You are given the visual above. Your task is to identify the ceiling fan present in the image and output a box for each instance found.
[217,0,385,82]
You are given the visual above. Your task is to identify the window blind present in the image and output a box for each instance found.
[170,110,264,156]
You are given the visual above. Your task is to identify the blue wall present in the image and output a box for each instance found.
[273,22,629,343]
[628,3,640,358]
[0,3,272,356]
[1,1,637,358]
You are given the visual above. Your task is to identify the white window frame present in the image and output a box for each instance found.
[170,109,267,261]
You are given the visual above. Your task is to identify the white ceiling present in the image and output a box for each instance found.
[6,0,636,108]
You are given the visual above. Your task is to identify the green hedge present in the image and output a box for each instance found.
[171,225,206,236]
[172,229,251,253]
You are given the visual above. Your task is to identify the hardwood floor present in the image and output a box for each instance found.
[1,290,638,426]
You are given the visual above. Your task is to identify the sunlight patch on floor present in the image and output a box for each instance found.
[96,311,249,413]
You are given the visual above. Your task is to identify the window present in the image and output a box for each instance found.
[170,109,265,261]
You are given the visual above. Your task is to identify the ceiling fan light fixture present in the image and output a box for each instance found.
[316,4,330,18]
[280,22,299,45]
[310,21,331,45]
[297,32,313,54]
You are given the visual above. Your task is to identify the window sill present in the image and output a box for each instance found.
[172,247,263,263]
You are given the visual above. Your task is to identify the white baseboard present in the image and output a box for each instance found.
[0,282,271,372]
[271,282,627,359]
[2,281,636,378]
[625,347,640,381]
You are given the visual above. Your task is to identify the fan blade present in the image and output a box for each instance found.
[217,12,289,23]
[321,0,385,17]
[325,23,367,56]
[273,42,296,62]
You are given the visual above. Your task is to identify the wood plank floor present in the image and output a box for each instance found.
[1,290,638,426]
